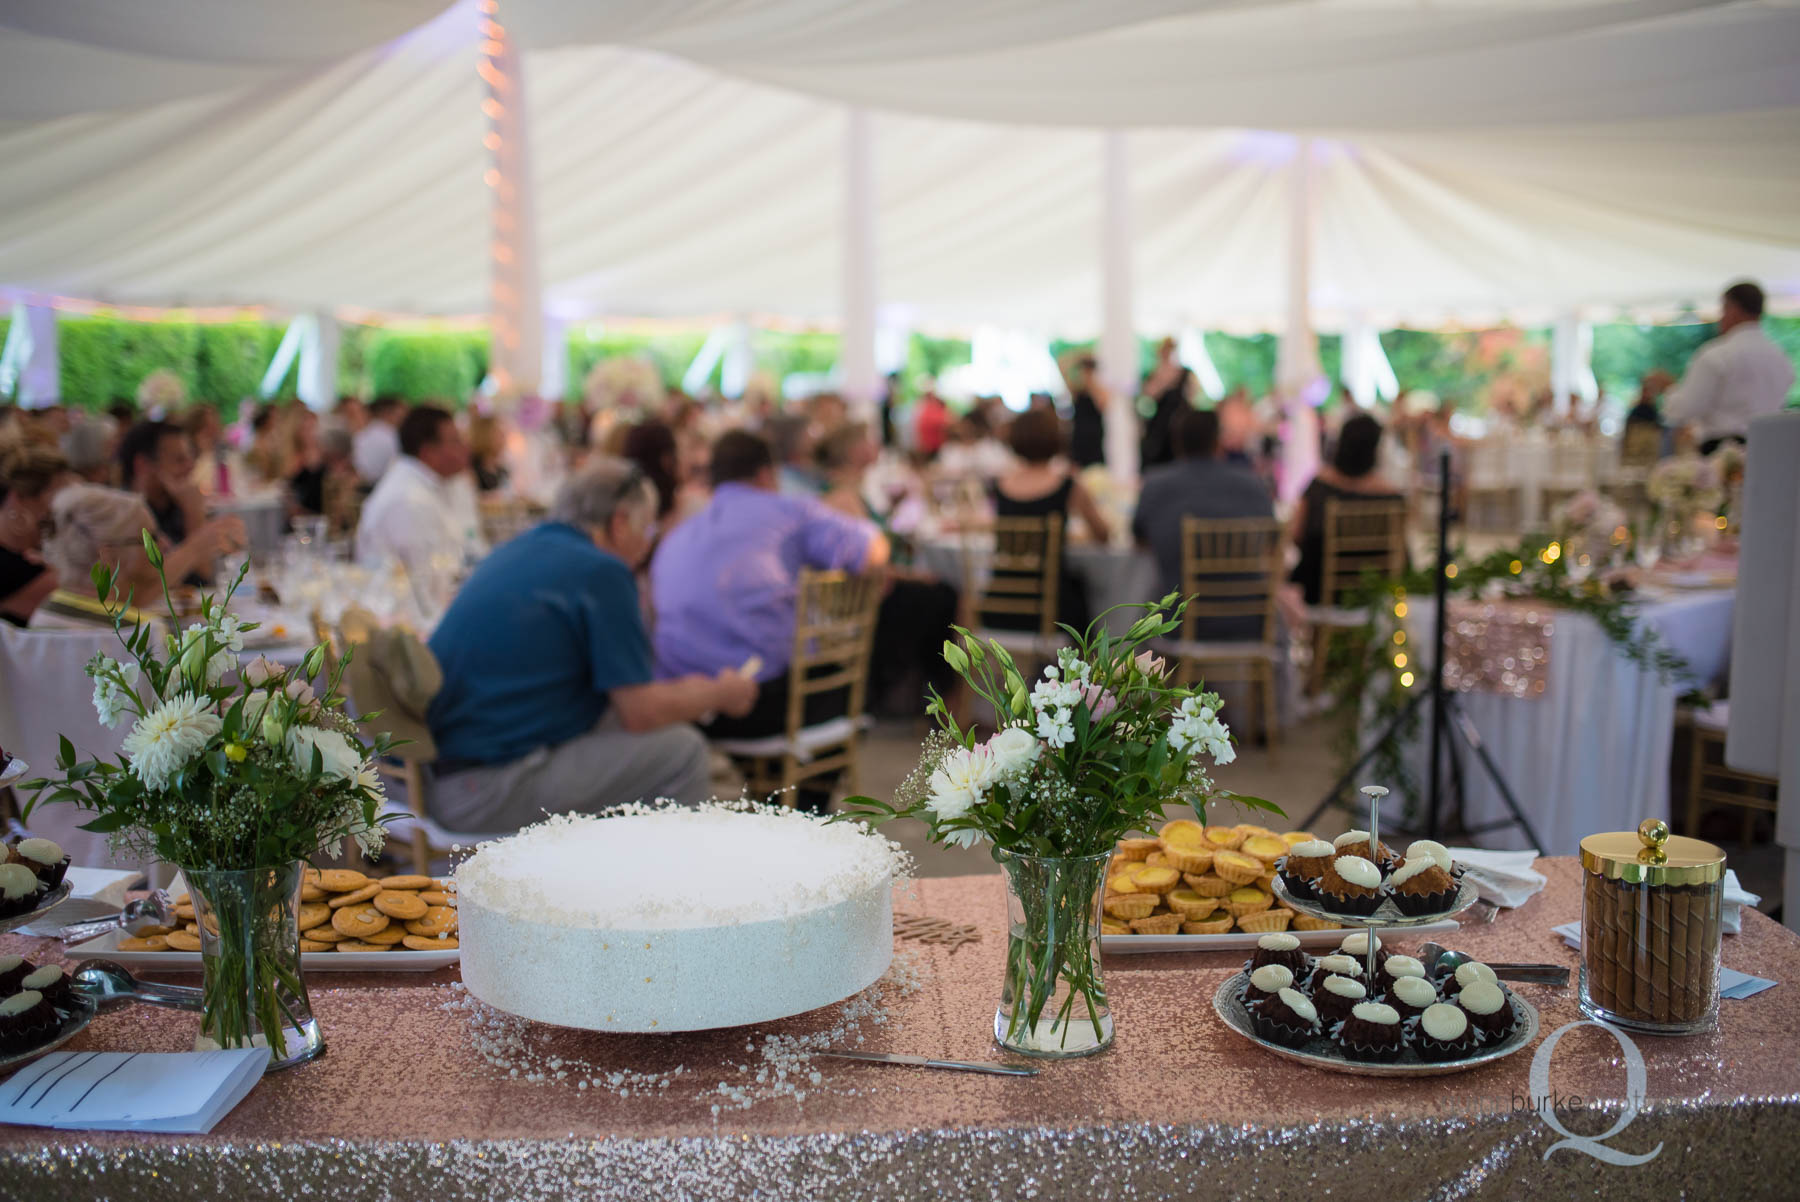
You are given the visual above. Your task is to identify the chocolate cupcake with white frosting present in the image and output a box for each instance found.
[5,837,69,890]
[1332,830,1400,874]
[1457,980,1515,1045]
[1336,931,1391,977]
[18,965,72,1009]
[0,990,57,1054]
[1314,854,1383,916]
[1307,954,1365,993]
[1389,854,1458,915]
[0,863,43,921]
[1415,1002,1481,1061]
[1251,986,1321,1048]
[1335,1000,1406,1062]
[1314,974,1368,1028]
[1386,974,1439,1024]
[1245,932,1308,978]
[0,954,34,995]
[1241,963,1295,1010]
[1277,840,1335,899]
[1377,954,1428,997]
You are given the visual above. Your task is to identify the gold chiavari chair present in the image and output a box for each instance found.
[967,514,1066,664]
[1304,496,1408,695]
[1682,702,1778,845]
[713,570,882,805]
[1168,517,1285,757]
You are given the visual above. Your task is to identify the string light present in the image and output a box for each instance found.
[1715,515,1729,531]
[1399,671,1416,688]
[1508,559,1523,574]
[1393,653,1407,669]
[1444,563,1458,579]
[1393,602,1408,618]
[1392,631,1406,646]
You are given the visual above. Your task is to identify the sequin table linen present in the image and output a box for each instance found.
[1,860,1794,1201]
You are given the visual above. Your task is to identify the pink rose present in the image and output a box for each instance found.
[1080,683,1119,721]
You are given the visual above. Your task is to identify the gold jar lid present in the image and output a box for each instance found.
[1580,819,1725,887]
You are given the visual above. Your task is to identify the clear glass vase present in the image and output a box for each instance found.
[993,849,1113,1058]
[183,862,326,1071]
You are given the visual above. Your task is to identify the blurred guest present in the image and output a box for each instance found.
[45,485,234,606]
[290,421,358,527]
[105,400,138,432]
[428,459,754,828]
[621,419,706,529]
[1666,281,1793,453]
[333,395,369,437]
[937,411,1014,480]
[878,371,901,448]
[1133,409,1273,610]
[183,405,232,497]
[60,415,116,486]
[243,405,296,488]
[353,395,405,483]
[913,384,950,458]
[467,413,510,494]
[1217,392,1260,468]
[986,408,1110,634]
[1065,354,1108,469]
[768,412,823,497]
[356,406,486,581]
[1627,370,1674,427]
[117,420,245,586]
[1288,414,1402,606]
[0,440,74,625]
[1140,337,1194,470]
[809,392,848,437]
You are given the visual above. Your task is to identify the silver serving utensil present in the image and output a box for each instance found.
[818,1049,1038,1077]
[1417,941,1569,986]
[56,890,175,945]
[71,958,205,1011]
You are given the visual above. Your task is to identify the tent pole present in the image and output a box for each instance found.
[841,107,878,417]
[1276,136,1324,504]
[298,311,338,411]
[481,0,543,403]
[1099,129,1138,486]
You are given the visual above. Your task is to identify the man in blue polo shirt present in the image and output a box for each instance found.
[427,457,756,832]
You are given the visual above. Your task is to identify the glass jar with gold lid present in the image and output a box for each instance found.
[1579,819,1725,1035]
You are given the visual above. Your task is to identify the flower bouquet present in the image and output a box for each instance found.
[841,596,1278,1057]
[1547,490,1629,575]
[26,533,396,1069]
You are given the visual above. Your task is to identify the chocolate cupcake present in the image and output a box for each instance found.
[1315,855,1383,917]
[0,990,58,1054]
[1251,986,1321,1049]
[1336,931,1392,977]
[6,838,69,891]
[1335,1001,1406,1062]
[1242,963,1295,1009]
[1308,954,1365,992]
[1278,839,1335,899]
[1386,974,1438,1023]
[1415,1002,1481,1062]
[1378,954,1428,996]
[1451,961,1499,991]
[0,954,34,995]
[1333,830,1400,873]
[1315,974,1368,1027]
[1457,981,1515,1045]
[1246,932,1308,978]
[19,965,72,1009]
[1389,855,1458,916]
[0,863,42,920]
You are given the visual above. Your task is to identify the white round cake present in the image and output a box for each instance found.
[457,806,899,1032]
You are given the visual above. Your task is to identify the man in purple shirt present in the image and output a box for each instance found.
[650,430,887,806]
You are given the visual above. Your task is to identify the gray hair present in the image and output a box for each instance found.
[60,416,115,473]
[45,484,156,584]
[549,456,659,531]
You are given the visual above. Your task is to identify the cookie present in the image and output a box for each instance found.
[132,924,174,938]
[118,935,171,951]
[317,869,370,893]
[327,883,382,908]
[331,903,389,938]
[173,903,196,921]
[419,890,454,907]
[305,926,349,943]
[377,875,433,891]
[361,926,407,945]
[431,879,456,892]
[165,930,203,952]
[403,934,458,951]
[173,893,191,905]
[373,891,428,920]
[298,938,335,953]
[297,903,332,931]
[335,940,397,952]
[405,906,457,938]
[299,883,327,903]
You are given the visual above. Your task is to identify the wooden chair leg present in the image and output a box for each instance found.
[1260,661,1280,766]
[1307,627,1330,697]
[1684,724,1703,839]
[406,760,429,875]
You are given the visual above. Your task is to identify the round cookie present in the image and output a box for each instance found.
[165,930,203,952]
[118,935,170,952]
[298,938,335,953]
[172,902,196,921]
[405,906,457,938]
[373,891,428,921]
[377,875,433,891]
[420,891,454,907]
[297,903,331,932]
[317,869,370,893]
[328,882,382,908]
[403,934,458,951]
[331,903,390,939]
[304,926,349,943]
[334,940,397,952]
[299,883,326,903]
[360,925,407,945]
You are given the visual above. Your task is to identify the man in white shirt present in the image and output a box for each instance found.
[1666,281,1795,452]
[351,396,404,483]
[355,406,487,584]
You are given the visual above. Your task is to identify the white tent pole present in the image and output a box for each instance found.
[540,312,569,401]
[1100,130,1139,485]
[721,318,754,398]
[1551,311,1577,415]
[297,311,338,411]
[482,0,543,401]
[1176,328,1224,400]
[1276,136,1324,504]
[681,325,731,395]
[841,108,878,416]
[260,315,308,399]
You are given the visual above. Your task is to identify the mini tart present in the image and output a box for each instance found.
[1164,889,1220,919]
[1415,1002,1480,1061]
[1100,920,1130,936]
[1390,856,1458,915]
[1212,850,1264,886]
[1162,844,1215,875]
[1314,974,1368,1027]
[1386,974,1439,1023]
[1291,914,1342,931]
[0,863,42,919]
[0,989,58,1053]
[1143,851,1173,870]
[1202,825,1245,852]
[1129,912,1182,935]
[1242,963,1295,1008]
[1251,986,1320,1048]
[1157,819,1207,849]
[1335,1001,1406,1062]
[19,965,72,1008]
[1104,892,1160,920]
[1234,824,1280,840]
[1309,954,1364,991]
[1107,869,1146,894]
[7,838,70,889]
[1115,837,1161,862]
[1457,981,1515,1044]
[0,953,34,994]
[1181,915,1234,935]
[1240,835,1289,865]
[1233,909,1293,934]
[1253,872,1277,894]
[1131,866,1180,894]
[1222,886,1272,918]
[1314,855,1383,916]
[1246,932,1308,977]
[1280,830,1317,848]
[1184,872,1235,898]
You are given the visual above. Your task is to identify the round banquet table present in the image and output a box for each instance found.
[1,859,1795,1201]
[1393,584,1736,855]
[913,533,1161,635]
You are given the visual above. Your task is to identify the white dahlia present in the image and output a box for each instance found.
[122,694,222,793]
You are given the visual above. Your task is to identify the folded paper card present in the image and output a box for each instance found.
[0,1048,268,1133]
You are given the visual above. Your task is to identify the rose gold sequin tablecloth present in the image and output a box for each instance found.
[0,859,1794,1201]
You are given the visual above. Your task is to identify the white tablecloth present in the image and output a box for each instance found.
[913,535,1161,635]
[1392,586,1735,855]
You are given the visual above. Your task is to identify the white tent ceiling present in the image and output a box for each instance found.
[1,0,1797,332]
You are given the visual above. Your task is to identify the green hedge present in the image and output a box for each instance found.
[365,329,486,402]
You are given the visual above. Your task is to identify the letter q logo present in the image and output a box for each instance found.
[1529,1019,1663,1165]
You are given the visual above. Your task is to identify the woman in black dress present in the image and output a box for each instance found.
[1139,337,1193,471]
[1289,414,1404,605]
[1066,354,1108,469]
[986,409,1112,635]
[0,440,73,627]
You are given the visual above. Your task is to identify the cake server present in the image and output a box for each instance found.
[819,1050,1038,1077]
[1417,942,1569,986]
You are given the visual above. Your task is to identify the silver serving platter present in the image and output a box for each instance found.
[1272,863,1480,929]
[0,994,97,1076]
[1211,971,1540,1078]
[0,881,73,936]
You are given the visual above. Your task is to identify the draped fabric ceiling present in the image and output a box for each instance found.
[1,0,1797,332]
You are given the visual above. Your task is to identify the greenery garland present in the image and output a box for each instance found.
[1322,533,1697,820]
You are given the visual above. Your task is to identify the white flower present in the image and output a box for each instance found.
[286,724,363,782]
[90,659,140,729]
[985,726,1041,776]
[1030,677,1081,714]
[122,694,222,793]
[926,747,994,822]
[354,760,386,800]
[1036,705,1076,749]
[176,623,236,687]
[211,614,245,654]
[942,827,984,849]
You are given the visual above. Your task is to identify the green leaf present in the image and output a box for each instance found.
[78,811,133,834]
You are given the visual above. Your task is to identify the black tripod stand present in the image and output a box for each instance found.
[1299,449,1544,848]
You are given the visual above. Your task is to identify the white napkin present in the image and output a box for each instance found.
[1447,848,1547,909]
[1721,869,1759,935]
[1551,923,1775,1000]
[0,1048,268,1133]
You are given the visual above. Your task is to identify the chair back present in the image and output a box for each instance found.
[973,515,1064,638]
[1178,517,1284,644]
[1620,423,1663,470]
[1320,496,1407,605]
[786,570,882,741]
